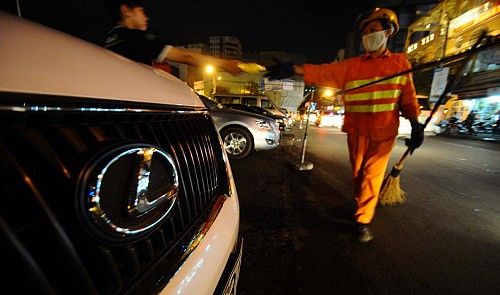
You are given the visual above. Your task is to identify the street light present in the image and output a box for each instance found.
[324,89,333,97]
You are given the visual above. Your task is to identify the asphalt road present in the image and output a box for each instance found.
[230,125,500,295]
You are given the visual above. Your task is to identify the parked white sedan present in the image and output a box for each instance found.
[198,94,281,159]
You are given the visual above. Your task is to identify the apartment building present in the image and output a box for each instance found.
[209,36,243,59]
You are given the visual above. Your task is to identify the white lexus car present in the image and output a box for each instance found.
[0,11,242,295]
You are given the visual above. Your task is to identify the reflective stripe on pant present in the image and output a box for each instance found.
[347,134,395,224]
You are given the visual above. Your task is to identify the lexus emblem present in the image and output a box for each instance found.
[82,144,179,238]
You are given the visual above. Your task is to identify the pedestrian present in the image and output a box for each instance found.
[265,8,425,242]
[103,0,244,76]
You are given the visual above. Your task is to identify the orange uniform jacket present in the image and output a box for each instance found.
[302,50,421,138]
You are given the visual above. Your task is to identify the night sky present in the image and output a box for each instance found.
[1,0,377,64]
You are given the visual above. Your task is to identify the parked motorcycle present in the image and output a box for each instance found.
[472,120,494,134]
[439,117,475,135]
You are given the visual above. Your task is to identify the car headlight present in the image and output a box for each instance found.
[255,119,272,130]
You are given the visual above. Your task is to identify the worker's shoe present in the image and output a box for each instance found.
[357,223,374,243]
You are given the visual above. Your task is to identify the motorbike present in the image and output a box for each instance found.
[472,120,493,134]
[439,117,475,135]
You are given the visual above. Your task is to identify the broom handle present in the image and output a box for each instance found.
[395,147,412,169]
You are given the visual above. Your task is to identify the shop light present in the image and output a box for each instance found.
[463,100,475,107]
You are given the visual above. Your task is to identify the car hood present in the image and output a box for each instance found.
[0,12,201,107]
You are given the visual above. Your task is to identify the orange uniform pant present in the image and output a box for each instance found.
[347,134,395,224]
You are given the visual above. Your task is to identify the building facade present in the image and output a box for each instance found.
[405,0,499,125]
[209,36,243,59]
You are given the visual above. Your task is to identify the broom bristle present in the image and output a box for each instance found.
[379,174,407,206]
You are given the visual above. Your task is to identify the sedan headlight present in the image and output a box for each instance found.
[255,119,272,130]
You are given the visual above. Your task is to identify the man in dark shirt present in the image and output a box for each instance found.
[104,0,244,76]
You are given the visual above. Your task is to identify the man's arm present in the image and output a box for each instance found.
[163,46,244,76]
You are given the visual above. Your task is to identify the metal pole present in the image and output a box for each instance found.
[293,91,314,170]
[16,0,22,17]
[300,102,311,163]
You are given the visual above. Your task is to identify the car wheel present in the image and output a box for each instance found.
[221,127,253,160]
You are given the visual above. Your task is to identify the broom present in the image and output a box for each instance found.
[379,147,412,206]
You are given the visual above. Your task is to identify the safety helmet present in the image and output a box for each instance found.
[360,8,399,36]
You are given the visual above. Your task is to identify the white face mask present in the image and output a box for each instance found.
[362,30,388,52]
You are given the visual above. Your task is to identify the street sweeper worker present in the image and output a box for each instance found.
[104,0,245,76]
[265,8,425,243]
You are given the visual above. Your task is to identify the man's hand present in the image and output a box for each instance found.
[222,59,246,76]
[264,58,295,80]
[405,121,425,154]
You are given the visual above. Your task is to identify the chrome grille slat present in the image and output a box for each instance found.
[178,119,205,212]
[199,118,220,199]
[192,118,214,204]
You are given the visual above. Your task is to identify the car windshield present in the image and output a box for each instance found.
[250,106,272,116]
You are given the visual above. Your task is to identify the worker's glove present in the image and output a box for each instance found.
[405,121,425,154]
[264,58,295,80]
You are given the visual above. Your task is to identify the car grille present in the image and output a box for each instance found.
[0,95,230,294]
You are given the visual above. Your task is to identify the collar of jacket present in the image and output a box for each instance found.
[363,49,391,61]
